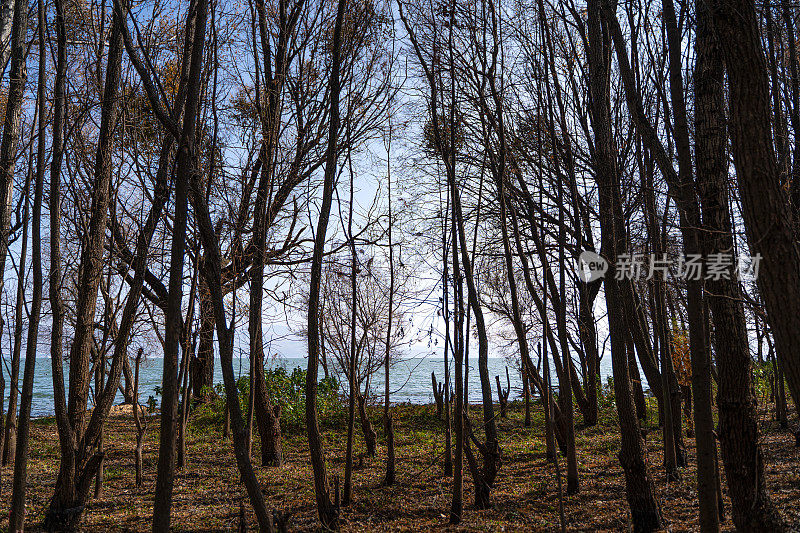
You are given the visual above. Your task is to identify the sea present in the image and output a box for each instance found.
[4,355,621,418]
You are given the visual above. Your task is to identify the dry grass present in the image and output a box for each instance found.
[4,399,798,531]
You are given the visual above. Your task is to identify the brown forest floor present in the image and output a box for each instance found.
[3,398,799,532]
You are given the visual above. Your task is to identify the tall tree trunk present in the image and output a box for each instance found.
[442,191,453,477]
[605,0,717,516]
[249,0,298,470]
[343,133,359,506]
[46,0,129,524]
[587,1,662,529]
[695,1,787,528]
[152,0,209,525]
[0,0,27,482]
[642,164,677,477]
[304,0,347,526]
[44,0,68,524]
[8,2,44,522]
[3,159,28,469]
[710,0,800,426]
[448,155,464,526]
[662,0,716,507]
[383,148,396,482]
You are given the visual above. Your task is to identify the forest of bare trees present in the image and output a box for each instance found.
[0,0,797,529]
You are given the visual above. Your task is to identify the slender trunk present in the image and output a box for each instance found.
[523,366,531,427]
[383,132,396,485]
[246,349,255,456]
[0,0,28,483]
[0,0,26,301]
[4,165,28,468]
[249,0,296,470]
[304,0,347,526]
[8,4,44,521]
[577,284,600,427]
[44,0,68,525]
[448,161,464,526]
[537,1,579,487]
[46,0,132,524]
[3,158,28,470]
[152,0,208,525]
[343,137,359,506]
[133,349,146,488]
[442,188,453,477]
[588,1,662,529]
[606,0,716,517]
[176,334,192,470]
[663,0,714,498]
[94,353,104,499]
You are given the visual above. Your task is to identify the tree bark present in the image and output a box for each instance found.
[46,0,130,524]
[8,1,45,522]
[357,390,377,458]
[588,1,662,529]
[304,0,347,526]
[710,0,800,426]
[192,274,215,400]
[0,0,27,481]
[383,140,396,485]
[695,1,786,528]
[152,0,209,524]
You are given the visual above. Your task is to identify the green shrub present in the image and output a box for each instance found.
[752,360,775,402]
[191,365,344,433]
[262,366,342,430]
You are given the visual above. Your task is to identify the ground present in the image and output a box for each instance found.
[4,398,799,531]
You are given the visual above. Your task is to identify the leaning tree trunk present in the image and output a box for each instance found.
[588,0,662,529]
[694,1,786,529]
[710,0,800,427]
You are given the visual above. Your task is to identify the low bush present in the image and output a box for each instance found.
[192,365,344,433]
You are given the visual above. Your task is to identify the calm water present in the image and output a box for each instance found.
[4,355,621,418]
